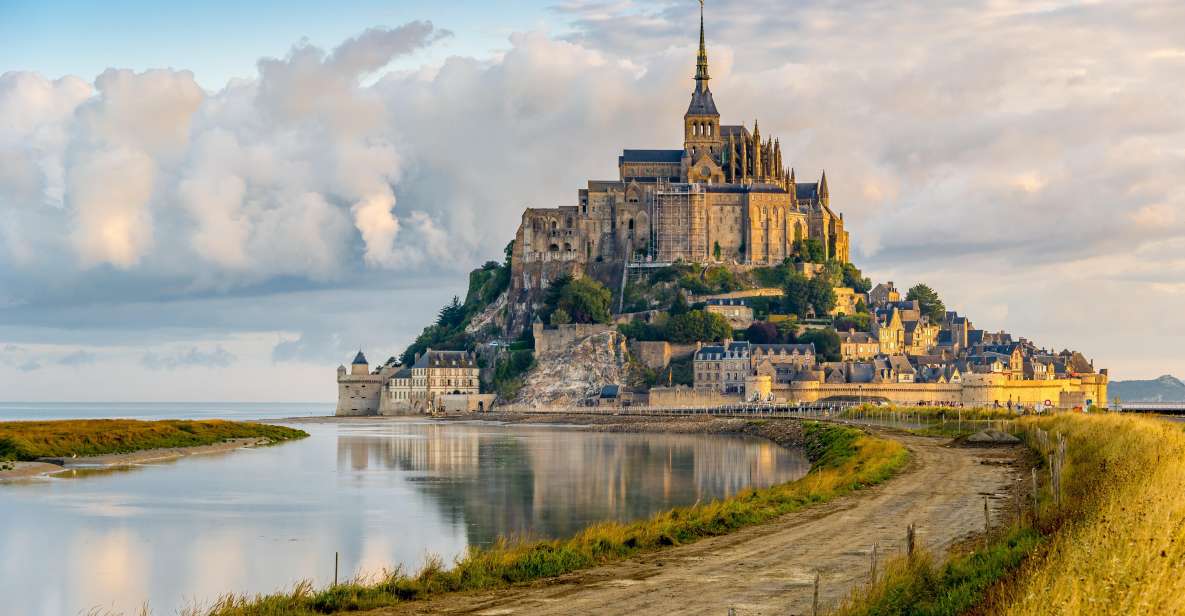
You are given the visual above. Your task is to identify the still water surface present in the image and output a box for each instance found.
[0,408,808,615]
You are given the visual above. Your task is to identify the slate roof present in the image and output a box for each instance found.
[352,351,368,365]
[600,384,621,399]
[795,182,819,200]
[687,87,719,115]
[412,350,476,369]
[620,149,685,164]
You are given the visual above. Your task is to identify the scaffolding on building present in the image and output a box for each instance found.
[653,181,707,263]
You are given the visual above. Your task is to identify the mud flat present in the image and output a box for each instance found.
[0,437,271,480]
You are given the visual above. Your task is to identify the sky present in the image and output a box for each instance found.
[2,0,1183,402]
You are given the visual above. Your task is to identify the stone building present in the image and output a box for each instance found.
[335,349,492,416]
[509,5,849,298]
[335,351,398,416]
[694,340,751,394]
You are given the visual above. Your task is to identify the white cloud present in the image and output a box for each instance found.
[3,2,1185,401]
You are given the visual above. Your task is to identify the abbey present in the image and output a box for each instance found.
[511,6,849,293]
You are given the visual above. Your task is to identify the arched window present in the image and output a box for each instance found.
[551,220,557,230]
[549,243,559,252]
[566,217,573,228]
[563,242,572,251]
[627,218,635,230]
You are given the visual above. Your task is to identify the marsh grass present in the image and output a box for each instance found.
[191,422,908,616]
[985,413,1185,615]
[0,419,307,460]
[838,412,1185,616]
[834,526,1041,616]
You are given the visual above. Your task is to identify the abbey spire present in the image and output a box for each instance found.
[684,0,721,155]
[694,0,710,93]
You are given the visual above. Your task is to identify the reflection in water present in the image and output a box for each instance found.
[334,422,809,546]
[0,420,807,616]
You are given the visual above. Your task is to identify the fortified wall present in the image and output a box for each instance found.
[785,372,1108,408]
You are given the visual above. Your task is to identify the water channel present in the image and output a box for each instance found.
[0,415,809,615]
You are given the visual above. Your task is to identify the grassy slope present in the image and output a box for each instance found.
[0,419,307,460]
[197,422,909,616]
[836,412,1185,616]
[988,413,1185,615]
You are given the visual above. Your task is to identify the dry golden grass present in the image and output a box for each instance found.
[988,413,1185,615]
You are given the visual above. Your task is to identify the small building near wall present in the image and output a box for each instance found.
[704,298,754,329]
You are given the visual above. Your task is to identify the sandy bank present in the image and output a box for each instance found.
[0,437,269,481]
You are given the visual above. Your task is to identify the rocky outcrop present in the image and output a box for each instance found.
[465,289,508,338]
[514,329,629,407]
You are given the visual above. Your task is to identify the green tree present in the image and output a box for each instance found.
[665,310,731,343]
[559,277,613,324]
[808,276,837,315]
[669,292,691,316]
[840,262,872,293]
[797,328,841,362]
[906,283,946,323]
[783,273,812,316]
[774,318,799,343]
[542,275,613,324]
[794,238,826,263]
[436,296,464,328]
[834,313,871,332]
[550,307,571,325]
[821,260,844,287]
[854,297,869,314]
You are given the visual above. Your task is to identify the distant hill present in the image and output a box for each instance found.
[1111,375,1185,403]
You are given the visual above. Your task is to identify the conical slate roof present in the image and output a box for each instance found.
[352,350,368,365]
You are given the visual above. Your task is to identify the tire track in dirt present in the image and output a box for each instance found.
[367,434,1020,616]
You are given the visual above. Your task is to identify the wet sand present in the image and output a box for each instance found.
[0,437,269,481]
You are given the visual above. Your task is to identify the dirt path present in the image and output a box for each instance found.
[367,434,1021,616]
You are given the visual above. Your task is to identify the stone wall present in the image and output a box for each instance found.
[777,373,1107,408]
[630,341,672,370]
[533,322,615,356]
[647,386,740,407]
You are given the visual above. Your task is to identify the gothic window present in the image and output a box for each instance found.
[551,220,557,230]
[627,218,634,230]
[566,217,573,228]
[563,242,572,251]
[549,243,559,252]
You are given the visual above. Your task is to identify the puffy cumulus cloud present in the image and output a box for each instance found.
[141,346,236,370]
[0,21,451,295]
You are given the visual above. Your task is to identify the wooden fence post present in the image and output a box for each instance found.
[334,551,339,586]
[983,496,990,534]
[870,542,879,581]
[1031,468,1039,524]
[813,571,820,616]
[906,523,916,557]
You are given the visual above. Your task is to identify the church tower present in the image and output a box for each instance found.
[683,1,721,159]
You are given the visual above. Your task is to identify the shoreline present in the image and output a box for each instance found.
[0,437,269,481]
[272,412,816,447]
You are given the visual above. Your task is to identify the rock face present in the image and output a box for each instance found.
[465,289,508,337]
[514,329,629,407]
